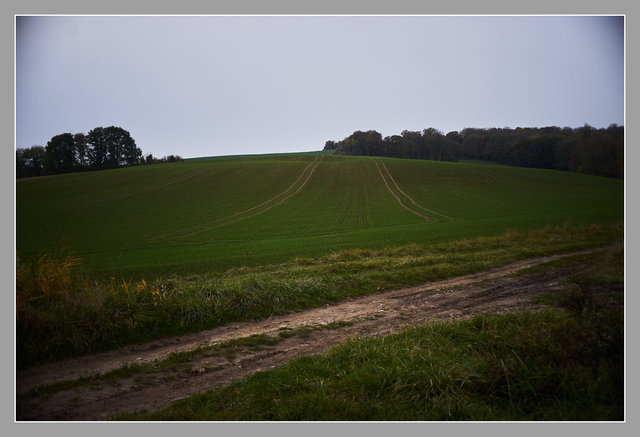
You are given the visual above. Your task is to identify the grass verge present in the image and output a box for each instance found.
[115,245,624,421]
[17,222,622,369]
[117,307,623,421]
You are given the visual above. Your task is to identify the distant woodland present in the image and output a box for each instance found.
[17,124,623,179]
[16,126,183,178]
[324,124,623,178]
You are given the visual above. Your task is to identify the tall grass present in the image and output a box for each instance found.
[16,222,622,369]
[121,308,623,421]
[120,249,624,421]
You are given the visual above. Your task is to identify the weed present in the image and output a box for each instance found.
[16,246,82,303]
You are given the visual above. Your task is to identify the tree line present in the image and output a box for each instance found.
[324,124,623,178]
[16,126,183,178]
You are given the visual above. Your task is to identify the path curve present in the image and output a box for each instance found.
[15,247,611,420]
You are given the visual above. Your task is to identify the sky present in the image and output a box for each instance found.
[16,15,624,159]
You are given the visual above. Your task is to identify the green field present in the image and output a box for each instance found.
[16,154,623,278]
[16,153,625,419]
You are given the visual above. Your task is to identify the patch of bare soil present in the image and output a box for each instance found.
[15,249,604,421]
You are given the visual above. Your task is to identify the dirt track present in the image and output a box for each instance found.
[16,249,604,421]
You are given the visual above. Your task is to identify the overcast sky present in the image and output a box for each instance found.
[16,15,624,159]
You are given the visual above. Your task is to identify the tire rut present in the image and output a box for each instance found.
[374,160,433,221]
[16,247,607,420]
[378,160,456,221]
[177,156,322,237]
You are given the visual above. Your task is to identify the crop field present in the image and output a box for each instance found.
[16,153,623,278]
[16,154,624,419]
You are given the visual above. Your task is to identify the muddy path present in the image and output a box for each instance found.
[16,249,605,421]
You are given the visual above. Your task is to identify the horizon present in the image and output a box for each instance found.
[16,15,624,159]
[16,122,624,162]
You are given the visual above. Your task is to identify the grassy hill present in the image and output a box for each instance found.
[16,154,623,278]
[16,153,624,418]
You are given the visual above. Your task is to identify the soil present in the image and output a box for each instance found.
[15,249,612,421]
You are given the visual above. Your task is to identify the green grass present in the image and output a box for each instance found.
[16,153,624,420]
[16,155,623,278]
[118,308,623,421]
[16,153,624,368]
[25,243,621,420]
[114,243,623,421]
[16,222,622,369]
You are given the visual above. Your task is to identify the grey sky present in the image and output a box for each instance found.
[16,15,624,159]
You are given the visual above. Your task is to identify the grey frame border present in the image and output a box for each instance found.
[4,1,635,436]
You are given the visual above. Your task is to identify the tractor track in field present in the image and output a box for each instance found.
[374,161,433,221]
[156,156,323,240]
[85,167,211,204]
[377,161,457,221]
[374,160,455,222]
[15,247,614,421]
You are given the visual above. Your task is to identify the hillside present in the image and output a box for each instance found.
[16,154,623,278]
[16,154,624,418]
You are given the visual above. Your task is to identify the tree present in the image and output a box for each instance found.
[323,140,337,151]
[26,146,46,176]
[328,124,622,178]
[44,133,76,174]
[385,135,403,157]
[73,133,89,168]
[17,146,46,178]
[17,126,153,178]
[401,130,422,159]
[87,127,108,169]
[104,126,125,167]
[105,126,141,166]
[87,126,141,168]
[16,149,26,178]
[335,130,383,156]
[122,132,142,166]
